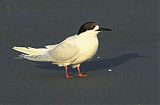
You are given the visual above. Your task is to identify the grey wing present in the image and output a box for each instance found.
[48,41,79,63]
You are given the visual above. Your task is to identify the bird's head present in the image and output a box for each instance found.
[77,21,112,35]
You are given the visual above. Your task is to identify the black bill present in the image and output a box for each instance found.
[97,27,112,31]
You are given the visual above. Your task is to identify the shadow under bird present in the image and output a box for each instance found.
[13,22,112,78]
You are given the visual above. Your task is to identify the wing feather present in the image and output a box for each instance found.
[48,36,79,63]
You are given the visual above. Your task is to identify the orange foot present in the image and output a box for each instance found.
[78,74,88,78]
[66,75,73,79]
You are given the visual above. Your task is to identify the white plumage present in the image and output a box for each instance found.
[13,22,112,78]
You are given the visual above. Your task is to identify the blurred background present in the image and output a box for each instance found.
[0,0,159,105]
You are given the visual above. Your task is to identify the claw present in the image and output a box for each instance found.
[77,65,88,78]
[66,75,73,79]
[78,74,88,78]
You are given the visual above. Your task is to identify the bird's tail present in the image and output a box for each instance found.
[12,46,56,62]
[13,47,48,55]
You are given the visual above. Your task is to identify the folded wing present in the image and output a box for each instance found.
[48,41,79,66]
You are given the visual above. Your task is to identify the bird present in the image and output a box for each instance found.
[13,21,112,78]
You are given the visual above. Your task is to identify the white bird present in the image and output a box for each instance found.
[13,22,112,78]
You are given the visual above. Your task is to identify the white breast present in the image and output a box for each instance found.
[72,31,99,65]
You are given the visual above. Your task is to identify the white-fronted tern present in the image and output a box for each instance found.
[13,21,112,78]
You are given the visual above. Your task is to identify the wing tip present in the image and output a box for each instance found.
[12,46,17,50]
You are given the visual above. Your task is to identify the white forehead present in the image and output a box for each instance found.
[93,25,99,31]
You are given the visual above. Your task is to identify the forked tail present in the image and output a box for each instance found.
[12,46,56,62]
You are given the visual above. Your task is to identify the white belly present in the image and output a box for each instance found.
[72,36,99,64]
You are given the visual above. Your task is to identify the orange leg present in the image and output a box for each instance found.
[64,66,73,79]
[77,65,88,78]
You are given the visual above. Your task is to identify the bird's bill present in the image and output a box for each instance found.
[96,27,112,31]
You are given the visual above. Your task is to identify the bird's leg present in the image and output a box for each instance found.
[64,65,73,79]
[77,65,88,78]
